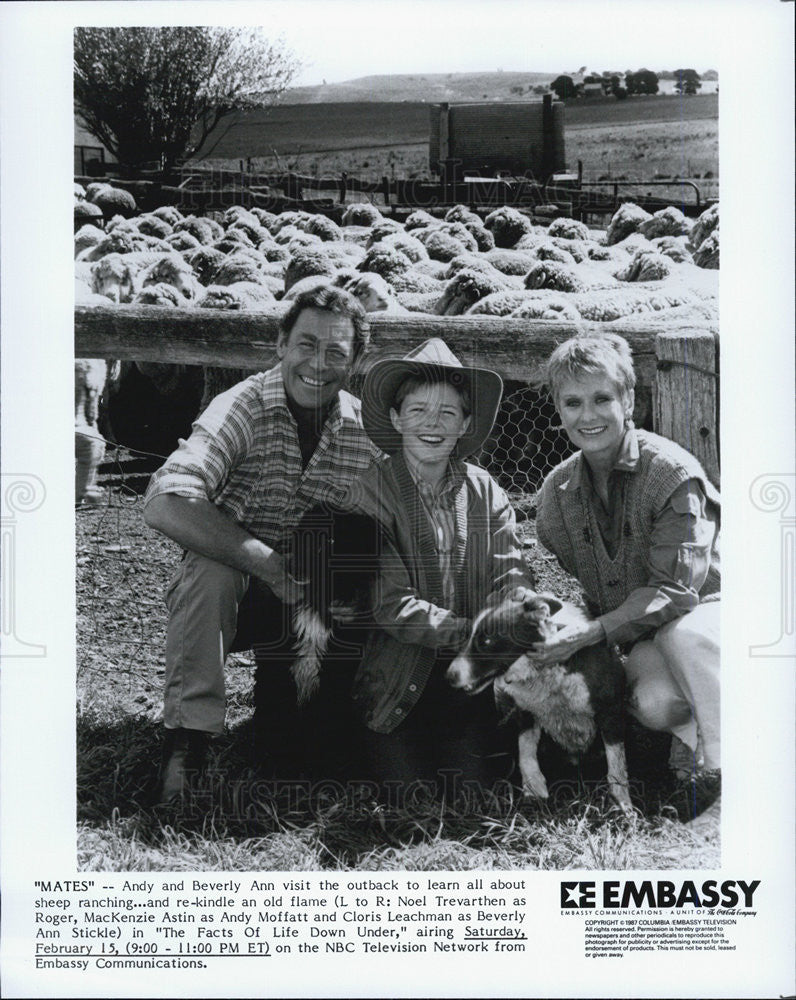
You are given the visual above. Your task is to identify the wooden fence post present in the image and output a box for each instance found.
[654,329,720,487]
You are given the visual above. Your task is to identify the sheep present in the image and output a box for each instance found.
[568,287,701,323]
[91,254,140,303]
[467,290,531,316]
[344,273,408,313]
[250,207,279,230]
[612,232,654,255]
[693,229,719,269]
[444,253,512,283]
[275,225,315,247]
[211,254,268,287]
[377,232,428,263]
[75,201,104,221]
[409,258,448,281]
[365,220,406,247]
[483,248,538,276]
[614,249,673,282]
[320,240,366,268]
[132,283,187,308]
[393,290,439,313]
[357,245,412,285]
[404,209,437,231]
[139,255,202,301]
[284,247,338,292]
[152,205,184,227]
[228,219,271,246]
[550,237,592,263]
[89,186,137,217]
[341,202,383,227]
[302,214,343,242]
[689,203,719,251]
[173,216,216,246]
[256,240,290,265]
[136,214,174,240]
[223,206,260,228]
[187,246,227,286]
[484,206,534,248]
[165,231,202,253]
[605,203,653,245]
[444,204,480,226]
[414,227,471,262]
[461,220,495,252]
[74,224,105,258]
[651,236,693,263]
[528,241,577,265]
[524,260,599,293]
[510,294,582,323]
[75,359,111,503]
[547,217,591,242]
[439,222,479,253]
[389,266,446,295]
[639,206,692,241]
[434,267,513,316]
[271,211,310,234]
[74,183,86,201]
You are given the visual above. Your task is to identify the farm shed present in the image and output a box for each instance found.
[75,117,117,175]
[429,98,565,178]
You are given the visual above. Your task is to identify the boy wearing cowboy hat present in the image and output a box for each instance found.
[343,338,535,795]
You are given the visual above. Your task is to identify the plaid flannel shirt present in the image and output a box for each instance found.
[144,364,379,553]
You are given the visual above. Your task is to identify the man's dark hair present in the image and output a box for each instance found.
[280,283,370,362]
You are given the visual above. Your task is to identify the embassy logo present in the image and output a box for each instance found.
[560,879,761,909]
[561,881,597,908]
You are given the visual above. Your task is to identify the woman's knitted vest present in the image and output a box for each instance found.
[536,430,720,616]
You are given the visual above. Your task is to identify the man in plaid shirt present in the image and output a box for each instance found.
[143,284,379,804]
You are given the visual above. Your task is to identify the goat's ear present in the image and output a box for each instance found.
[534,592,564,616]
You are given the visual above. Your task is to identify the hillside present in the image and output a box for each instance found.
[284,70,718,103]
[286,71,555,103]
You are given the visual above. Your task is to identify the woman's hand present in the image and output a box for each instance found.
[528,619,605,665]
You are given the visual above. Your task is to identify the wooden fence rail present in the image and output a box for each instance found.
[74,306,719,485]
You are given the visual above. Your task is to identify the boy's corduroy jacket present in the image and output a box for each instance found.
[343,453,534,733]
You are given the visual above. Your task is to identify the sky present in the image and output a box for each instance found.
[45,0,733,88]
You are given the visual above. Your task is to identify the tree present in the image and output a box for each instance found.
[674,68,702,95]
[626,68,659,96]
[550,75,578,100]
[74,27,300,172]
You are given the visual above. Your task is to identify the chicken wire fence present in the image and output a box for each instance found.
[76,378,573,679]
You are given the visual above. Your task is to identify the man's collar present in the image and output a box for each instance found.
[561,428,640,492]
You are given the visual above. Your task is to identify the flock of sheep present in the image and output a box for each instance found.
[74,181,719,500]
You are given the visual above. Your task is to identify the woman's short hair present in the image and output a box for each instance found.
[392,373,472,417]
[280,283,370,361]
[543,333,636,399]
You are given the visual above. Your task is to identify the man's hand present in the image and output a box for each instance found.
[528,619,605,665]
[258,551,306,606]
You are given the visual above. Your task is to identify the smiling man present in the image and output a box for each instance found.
[143,284,378,804]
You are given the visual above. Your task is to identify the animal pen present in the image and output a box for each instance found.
[74,307,720,493]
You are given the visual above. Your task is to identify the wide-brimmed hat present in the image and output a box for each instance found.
[361,338,503,457]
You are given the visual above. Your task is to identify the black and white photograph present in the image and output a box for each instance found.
[1,1,794,997]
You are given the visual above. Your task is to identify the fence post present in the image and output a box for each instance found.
[653,329,720,487]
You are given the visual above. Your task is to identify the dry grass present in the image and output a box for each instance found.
[76,456,720,873]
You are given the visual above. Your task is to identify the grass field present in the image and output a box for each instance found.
[192,93,718,201]
[76,449,720,872]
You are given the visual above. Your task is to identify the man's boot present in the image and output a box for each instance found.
[155,727,210,806]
